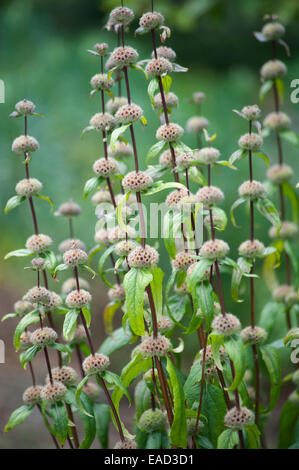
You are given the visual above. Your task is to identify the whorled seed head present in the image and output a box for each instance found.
[238,133,263,151]
[46,366,78,386]
[59,238,86,253]
[93,42,108,55]
[93,157,119,176]
[145,57,173,78]
[15,99,36,115]
[24,286,51,305]
[12,135,39,154]
[263,112,291,131]
[156,123,184,142]
[63,248,88,266]
[139,11,164,31]
[20,332,33,350]
[56,199,81,217]
[269,221,298,240]
[165,188,188,209]
[62,278,90,296]
[108,226,137,243]
[267,164,293,184]
[272,284,294,303]
[199,344,227,366]
[262,22,285,41]
[110,6,134,25]
[114,439,137,450]
[238,180,266,200]
[106,96,128,114]
[240,326,267,345]
[212,313,241,336]
[15,178,42,197]
[40,381,67,403]
[91,190,111,205]
[197,185,224,207]
[83,353,110,375]
[260,60,287,80]
[186,116,209,134]
[238,239,265,258]
[115,103,143,124]
[122,171,153,192]
[90,73,114,90]
[108,284,126,302]
[285,291,299,307]
[157,316,173,333]
[14,300,34,315]
[176,152,195,169]
[204,364,218,380]
[31,327,57,347]
[154,92,178,109]
[138,409,166,433]
[110,46,139,67]
[128,245,159,268]
[26,234,52,253]
[224,406,254,429]
[114,240,137,257]
[65,289,91,308]
[194,147,220,165]
[47,291,63,310]
[192,91,206,104]
[108,140,133,158]
[172,251,195,271]
[153,46,176,62]
[23,385,43,404]
[90,112,116,132]
[140,334,171,357]
[31,256,46,270]
[94,228,110,246]
[159,148,179,167]
[240,105,261,121]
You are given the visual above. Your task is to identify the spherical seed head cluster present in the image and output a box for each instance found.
[267,164,293,184]
[238,239,265,258]
[108,140,133,158]
[212,313,241,336]
[56,200,81,217]
[238,133,263,151]
[122,171,153,192]
[114,439,137,450]
[154,92,178,109]
[108,284,126,302]
[172,251,195,271]
[83,382,100,400]
[15,99,36,115]
[146,57,173,78]
[240,326,267,345]
[128,245,159,268]
[91,190,110,205]
[261,60,287,80]
[269,221,298,240]
[65,289,91,308]
[31,327,57,347]
[195,147,220,165]
[63,248,88,266]
[93,42,108,55]
[263,112,291,131]
[193,91,206,104]
[154,46,176,62]
[40,381,67,403]
[166,188,189,209]
[62,277,90,296]
[106,96,128,114]
[110,46,139,66]
[71,325,87,344]
[20,332,33,350]
[90,113,115,131]
[238,180,266,200]
[24,286,51,305]
[241,104,261,121]
[186,116,209,134]
[197,185,224,207]
[140,334,171,358]
[272,284,294,303]
[15,178,42,197]
[138,409,166,433]
[26,234,52,253]
[59,238,86,253]
[12,135,39,154]
[156,123,184,142]
[95,228,110,245]
[205,364,218,380]
[114,240,137,257]
[262,22,285,41]
[199,345,226,366]
[110,6,134,25]
[109,226,136,243]
[14,300,34,315]
[31,257,45,270]
[159,149,178,167]
[47,292,63,310]
[90,73,114,90]
[115,103,143,124]
[285,291,299,306]
[158,316,173,334]
[23,385,43,404]
[83,353,110,375]
[176,152,194,169]
[93,157,119,176]
[224,406,254,429]
[46,366,78,386]
[139,11,164,30]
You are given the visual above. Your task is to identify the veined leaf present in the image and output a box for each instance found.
[217,428,239,449]
[14,310,40,350]
[284,328,299,346]
[150,267,164,318]
[230,197,247,228]
[103,301,121,333]
[98,326,134,356]
[94,403,110,448]
[19,344,41,369]
[101,370,131,404]
[62,309,79,341]
[98,245,117,289]
[225,337,246,391]
[148,77,159,107]
[186,259,213,292]
[282,182,299,224]
[4,404,34,432]
[253,151,270,166]
[110,124,131,150]
[256,197,281,231]
[161,75,172,93]
[146,140,167,164]
[260,345,281,413]
[279,129,299,147]
[4,195,25,214]
[34,194,54,210]
[166,357,187,448]
[143,180,186,196]
[278,401,299,449]
[116,191,132,232]
[210,333,225,370]
[51,402,68,446]
[4,248,32,260]
[83,176,100,200]
[259,79,274,104]
[246,424,261,449]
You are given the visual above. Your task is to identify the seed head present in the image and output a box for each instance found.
[195,147,220,165]
[114,240,137,257]
[187,418,204,436]
[83,353,110,375]
[91,190,111,205]
[260,60,287,80]
[23,385,43,404]
[83,382,100,400]
[15,178,42,197]
[153,46,176,62]
[108,284,126,302]
[166,188,188,209]
[24,286,51,305]
[62,278,90,296]
[197,185,224,208]
[63,248,88,266]
[15,99,36,115]
[46,366,78,386]
[31,327,57,347]
[205,364,218,380]
[176,152,194,169]
[139,11,164,31]
[59,238,86,253]
[115,103,143,124]
[192,91,206,104]
[14,300,34,315]
[122,170,153,192]
[20,332,33,350]
[110,46,139,67]
[212,313,241,336]
[159,148,179,167]
[93,42,108,55]
[90,113,116,132]
[199,345,227,366]
[140,334,171,357]
[25,234,52,253]
[31,257,45,271]
[47,291,63,310]
[186,116,209,133]
[269,221,298,240]
[267,164,293,184]
[240,326,267,345]
[238,133,263,151]
[224,406,254,429]
[93,157,119,176]
[285,291,299,306]
[238,240,265,258]
[90,73,114,90]
[110,6,134,25]
[172,251,195,271]
[156,123,184,142]
[262,22,285,41]
[65,289,91,308]
[106,96,128,114]
[238,180,266,199]
[12,135,39,154]
[138,409,166,432]
[145,57,172,78]
[108,140,133,158]
[263,112,291,131]
[108,225,137,243]
[114,439,137,449]
[158,316,173,333]
[240,104,261,120]
[56,199,81,217]
[94,228,110,245]
[40,381,67,403]
[272,284,294,303]
[128,245,159,268]
[154,92,178,109]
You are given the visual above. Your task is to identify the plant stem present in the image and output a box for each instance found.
[98,374,125,441]
[65,403,80,448]
[37,404,60,449]
[155,357,173,426]
[192,331,208,448]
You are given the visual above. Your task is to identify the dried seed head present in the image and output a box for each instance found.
[128,245,159,268]
[93,157,119,176]
[159,148,179,167]
[62,278,90,296]
[108,140,133,158]
[26,234,52,253]
[138,409,166,432]
[15,178,42,197]
[176,152,194,169]
[186,116,209,133]
[172,251,195,271]
[56,199,81,217]
[203,208,227,231]
[106,96,128,114]
[65,289,91,308]
[192,91,206,104]
[47,292,63,310]
[15,99,36,115]
[139,11,164,30]
[90,73,114,90]
[238,180,266,199]
[114,439,137,449]
[272,284,294,303]
[166,188,188,208]
[23,385,43,404]
[108,284,126,302]
[63,248,88,266]
[241,105,261,121]
[212,313,241,336]
[140,334,171,357]
[91,190,111,205]
[260,60,287,80]
[20,332,33,350]
[24,286,51,305]
[83,382,100,400]
[12,135,40,154]
[14,300,34,315]
[40,381,67,403]
[110,46,139,67]
[263,112,291,131]
[156,123,184,142]
[108,225,137,243]
[262,22,285,41]
[31,327,57,346]
[187,418,204,436]
[224,406,254,429]
[267,164,293,184]
[153,46,176,62]
[115,103,143,123]
[269,221,298,240]
[197,185,224,207]
[238,133,263,151]
[240,326,267,345]
[94,228,110,245]
[158,316,173,333]
[122,170,153,192]
[199,345,227,366]
[114,240,137,257]
[83,353,110,375]
[93,42,108,55]
[46,366,78,386]
[194,147,220,165]
[154,92,178,109]
[145,57,173,78]
[59,238,86,253]
[110,6,134,25]
[238,239,265,258]
[90,112,116,131]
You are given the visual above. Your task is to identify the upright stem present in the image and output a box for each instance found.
[98,374,125,441]
[65,403,80,449]
[192,331,208,447]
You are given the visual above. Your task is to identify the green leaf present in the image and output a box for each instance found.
[123,267,153,336]
[279,129,299,147]
[161,75,172,94]
[146,140,167,164]
[165,272,187,331]
[4,195,25,214]
[75,376,93,417]
[103,301,121,333]
[201,384,227,447]
[225,337,246,391]
[230,197,247,228]
[2,313,19,321]
[81,307,91,327]
[78,392,96,449]
[259,79,273,104]
[278,401,299,448]
[282,182,299,224]
[4,248,32,260]
[49,343,72,362]
[186,259,213,292]
[197,282,214,329]
[63,309,79,341]
[94,403,110,448]
[116,191,132,232]
[150,267,164,318]
[217,428,239,449]
[147,77,159,107]
[98,326,134,356]
[19,344,41,369]
[110,124,131,150]
[52,402,68,446]
[4,404,34,432]
[83,177,99,200]
[14,310,40,350]
[81,264,97,279]
[246,424,261,449]
[166,357,187,448]
[256,197,281,231]
[229,149,245,165]
[260,345,281,413]
[35,194,54,210]
[146,431,162,449]
[284,328,299,346]
[216,160,237,170]
[253,151,270,166]
[231,257,252,303]
[98,245,116,289]
[101,370,131,404]
[210,333,225,370]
